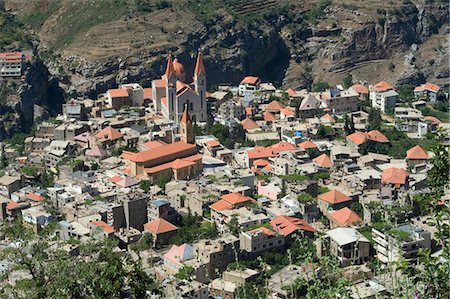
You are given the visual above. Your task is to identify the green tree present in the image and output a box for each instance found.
[368,107,382,130]
[312,81,330,92]
[140,180,151,193]
[397,84,414,102]
[131,232,154,252]
[175,265,195,280]
[0,220,162,298]
[227,215,241,237]
[343,73,353,88]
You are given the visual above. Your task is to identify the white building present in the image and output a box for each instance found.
[369,81,398,113]
[0,52,22,77]
[372,223,431,263]
[238,76,261,97]
[414,82,440,103]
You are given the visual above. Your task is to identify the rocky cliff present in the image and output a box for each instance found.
[4,0,450,100]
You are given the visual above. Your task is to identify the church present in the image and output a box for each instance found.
[151,53,207,123]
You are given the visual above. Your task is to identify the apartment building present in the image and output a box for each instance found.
[372,223,431,263]
[325,227,370,266]
[0,52,23,77]
[240,227,285,259]
[369,81,398,113]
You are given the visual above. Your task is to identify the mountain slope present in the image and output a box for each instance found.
[4,0,449,98]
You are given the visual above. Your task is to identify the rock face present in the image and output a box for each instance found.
[0,60,64,140]
[6,0,450,101]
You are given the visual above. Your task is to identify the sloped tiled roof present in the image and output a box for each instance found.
[350,84,369,94]
[91,220,114,234]
[95,126,123,141]
[371,81,394,92]
[144,218,178,235]
[241,118,260,130]
[270,215,317,236]
[240,76,260,85]
[263,111,277,122]
[329,207,362,227]
[414,82,440,93]
[108,88,129,98]
[318,189,352,204]
[298,140,318,150]
[406,145,429,160]
[121,141,196,163]
[266,100,285,111]
[381,167,409,185]
[299,94,320,110]
[313,153,332,168]
[269,141,297,153]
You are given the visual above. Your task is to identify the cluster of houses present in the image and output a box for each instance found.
[0,51,447,298]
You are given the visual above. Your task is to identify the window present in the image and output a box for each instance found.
[189,102,193,111]
[201,93,203,109]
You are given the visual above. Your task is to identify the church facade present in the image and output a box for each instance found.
[151,53,207,123]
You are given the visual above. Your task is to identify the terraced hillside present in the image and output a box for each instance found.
[3,0,449,97]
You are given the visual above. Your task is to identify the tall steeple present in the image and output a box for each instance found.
[165,54,175,78]
[194,51,206,113]
[194,52,206,76]
[180,104,194,144]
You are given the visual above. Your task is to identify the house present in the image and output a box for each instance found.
[239,227,285,259]
[414,82,440,102]
[217,98,244,121]
[238,76,261,96]
[406,145,429,167]
[265,100,285,114]
[263,111,277,123]
[143,218,178,245]
[346,130,389,150]
[22,206,52,233]
[270,215,317,243]
[89,220,115,239]
[151,53,207,123]
[210,269,258,299]
[0,52,23,77]
[298,94,322,119]
[106,88,131,109]
[320,87,359,114]
[381,167,409,189]
[241,118,260,132]
[257,180,282,201]
[280,107,295,121]
[312,153,333,170]
[121,83,144,106]
[325,227,370,266]
[423,116,441,132]
[317,189,353,213]
[372,223,431,263]
[369,81,398,113]
[350,84,369,100]
[298,140,318,151]
[92,126,124,149]
[328,207,362,228]
[394,107,427,136]
[163,243,195,275]
[0,176,21,197]
[44,140,73,169]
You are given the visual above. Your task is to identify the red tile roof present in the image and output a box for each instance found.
[95,126,123,141]
[240,76,260,85]
[142,140,167,150]
[269,141,297,153]
[241,118,260,130]
[350,84,369,94]
[371,81,394,92]
[423,116,441,125]
[287,88,297,97]
[247,146,277,160]
[253,159,270,167]
[329,207,362,227]
[109,175,122,183]
[406,145,429,160]
[318,189,352,204]
[298,140,318,150]
[209,199,233,211]
[245,107,253,116]
[91,220,114,234]
[347,130,389,145]
[280,107,295,116]
[382,167,409,185]
[321,113,336,123]
[221,192,252,205]
[266,100,285,111]
[144,218,178,234]
[270,215,317,236]
[108,88,129,98]
[144,154,198,174]
[263,111,277,122]
[122,141,196,163]
[26,193,45,202]
[246,226,276,236]
[205,140,221,149]
[313,153,332,168]
[414,83,440,93]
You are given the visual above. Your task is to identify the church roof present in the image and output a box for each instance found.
[195,52,206,76]
[165,54,175,78]
[180,107,191,124]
